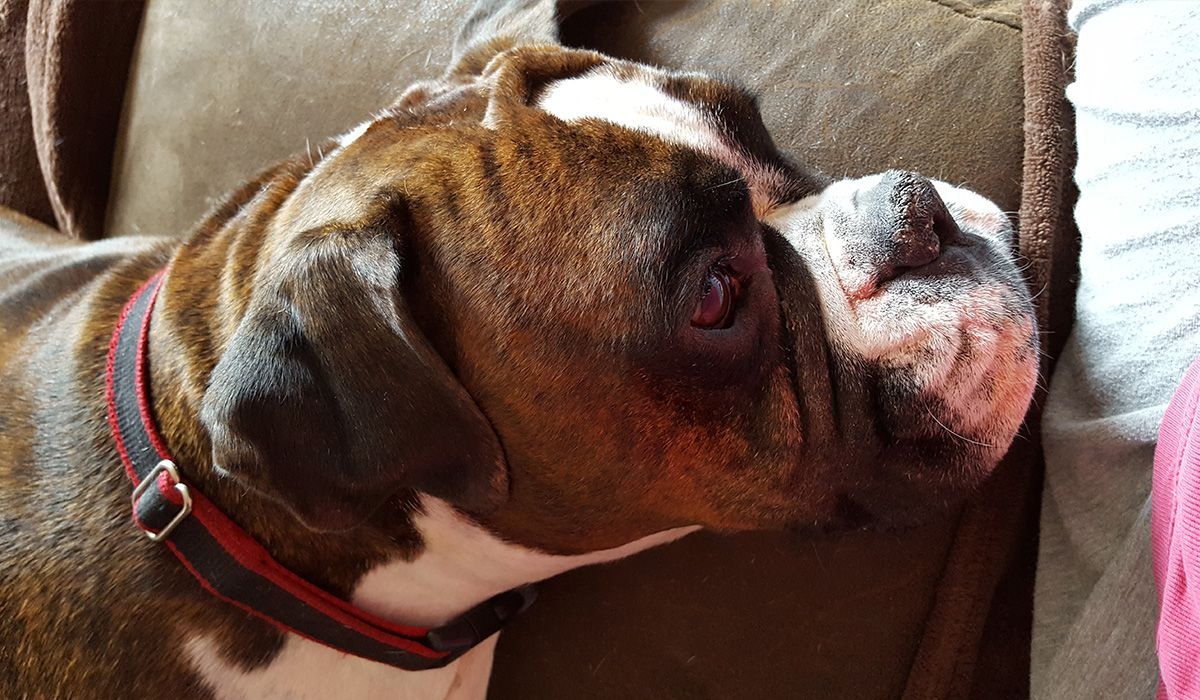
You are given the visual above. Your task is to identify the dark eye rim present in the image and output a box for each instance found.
[691,258,743,330]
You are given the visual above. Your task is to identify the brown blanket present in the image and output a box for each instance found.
[903,3,1077,698]
[0,0,141,240]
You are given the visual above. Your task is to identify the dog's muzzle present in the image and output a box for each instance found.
[767,168,1038,524]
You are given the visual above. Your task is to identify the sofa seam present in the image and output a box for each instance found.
[923,0,1022,31]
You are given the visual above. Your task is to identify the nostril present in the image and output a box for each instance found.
[889,222,940,272]
[924,183,964,248]
[874,172,962,284]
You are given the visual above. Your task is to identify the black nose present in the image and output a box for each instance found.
[859,170,961,285]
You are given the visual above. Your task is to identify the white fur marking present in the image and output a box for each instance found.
[767,176,1019,361]
[189,498,699,699]
[535,67,786,216]
[767,175,1036,446]
[354,498,700,627]
[187,633,496,700]
[537,71,722,159]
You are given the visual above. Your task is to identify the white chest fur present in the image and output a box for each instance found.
[187,498,697,699]
[187,633,496,700]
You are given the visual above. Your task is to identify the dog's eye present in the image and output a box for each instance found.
[691,263,741,329]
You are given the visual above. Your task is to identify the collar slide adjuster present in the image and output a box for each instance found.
[131,459,193,542]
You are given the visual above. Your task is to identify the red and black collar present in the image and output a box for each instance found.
[105,269,534,671]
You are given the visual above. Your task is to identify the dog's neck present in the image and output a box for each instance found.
[348,499,694,698]
[182,495,696,699]
[354,498,698,627]
[142,227,699,694]
[133,152,704,695]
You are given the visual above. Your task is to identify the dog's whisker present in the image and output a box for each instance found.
[705,176,746,191]
[925,407,1001,449]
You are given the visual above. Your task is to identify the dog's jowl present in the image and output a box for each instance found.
[0,42,1036,699]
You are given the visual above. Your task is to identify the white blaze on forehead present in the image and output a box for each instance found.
[535,67,784,216]
[537,69,724,158]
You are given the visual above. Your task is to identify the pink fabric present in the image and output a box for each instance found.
[1154,356,1200,700]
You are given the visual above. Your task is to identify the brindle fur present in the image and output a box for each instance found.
[1,41,1020,697]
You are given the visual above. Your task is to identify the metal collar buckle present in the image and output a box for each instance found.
[131,459,193,542]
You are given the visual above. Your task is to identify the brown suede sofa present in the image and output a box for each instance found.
[0,1,1077,697]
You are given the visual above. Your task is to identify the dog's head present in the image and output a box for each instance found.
[197,44,1036,552]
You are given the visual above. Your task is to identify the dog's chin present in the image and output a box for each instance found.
[795,439,1006,535]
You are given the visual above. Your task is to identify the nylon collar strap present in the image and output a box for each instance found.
[105,269,535,671]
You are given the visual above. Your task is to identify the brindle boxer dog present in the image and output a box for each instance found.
[0,26,1037,700]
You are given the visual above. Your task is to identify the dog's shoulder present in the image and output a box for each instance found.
[0,210,205,696]
[0,211,172,335]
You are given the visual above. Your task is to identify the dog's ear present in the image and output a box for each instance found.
[450,0,560,72]
[200,219,507,532]
[449,0,599,71]
[395,0,598,113]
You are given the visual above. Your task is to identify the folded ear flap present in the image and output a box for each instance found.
[395,0,599,113]
[450,0,561,72]
[200,224,507,532]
